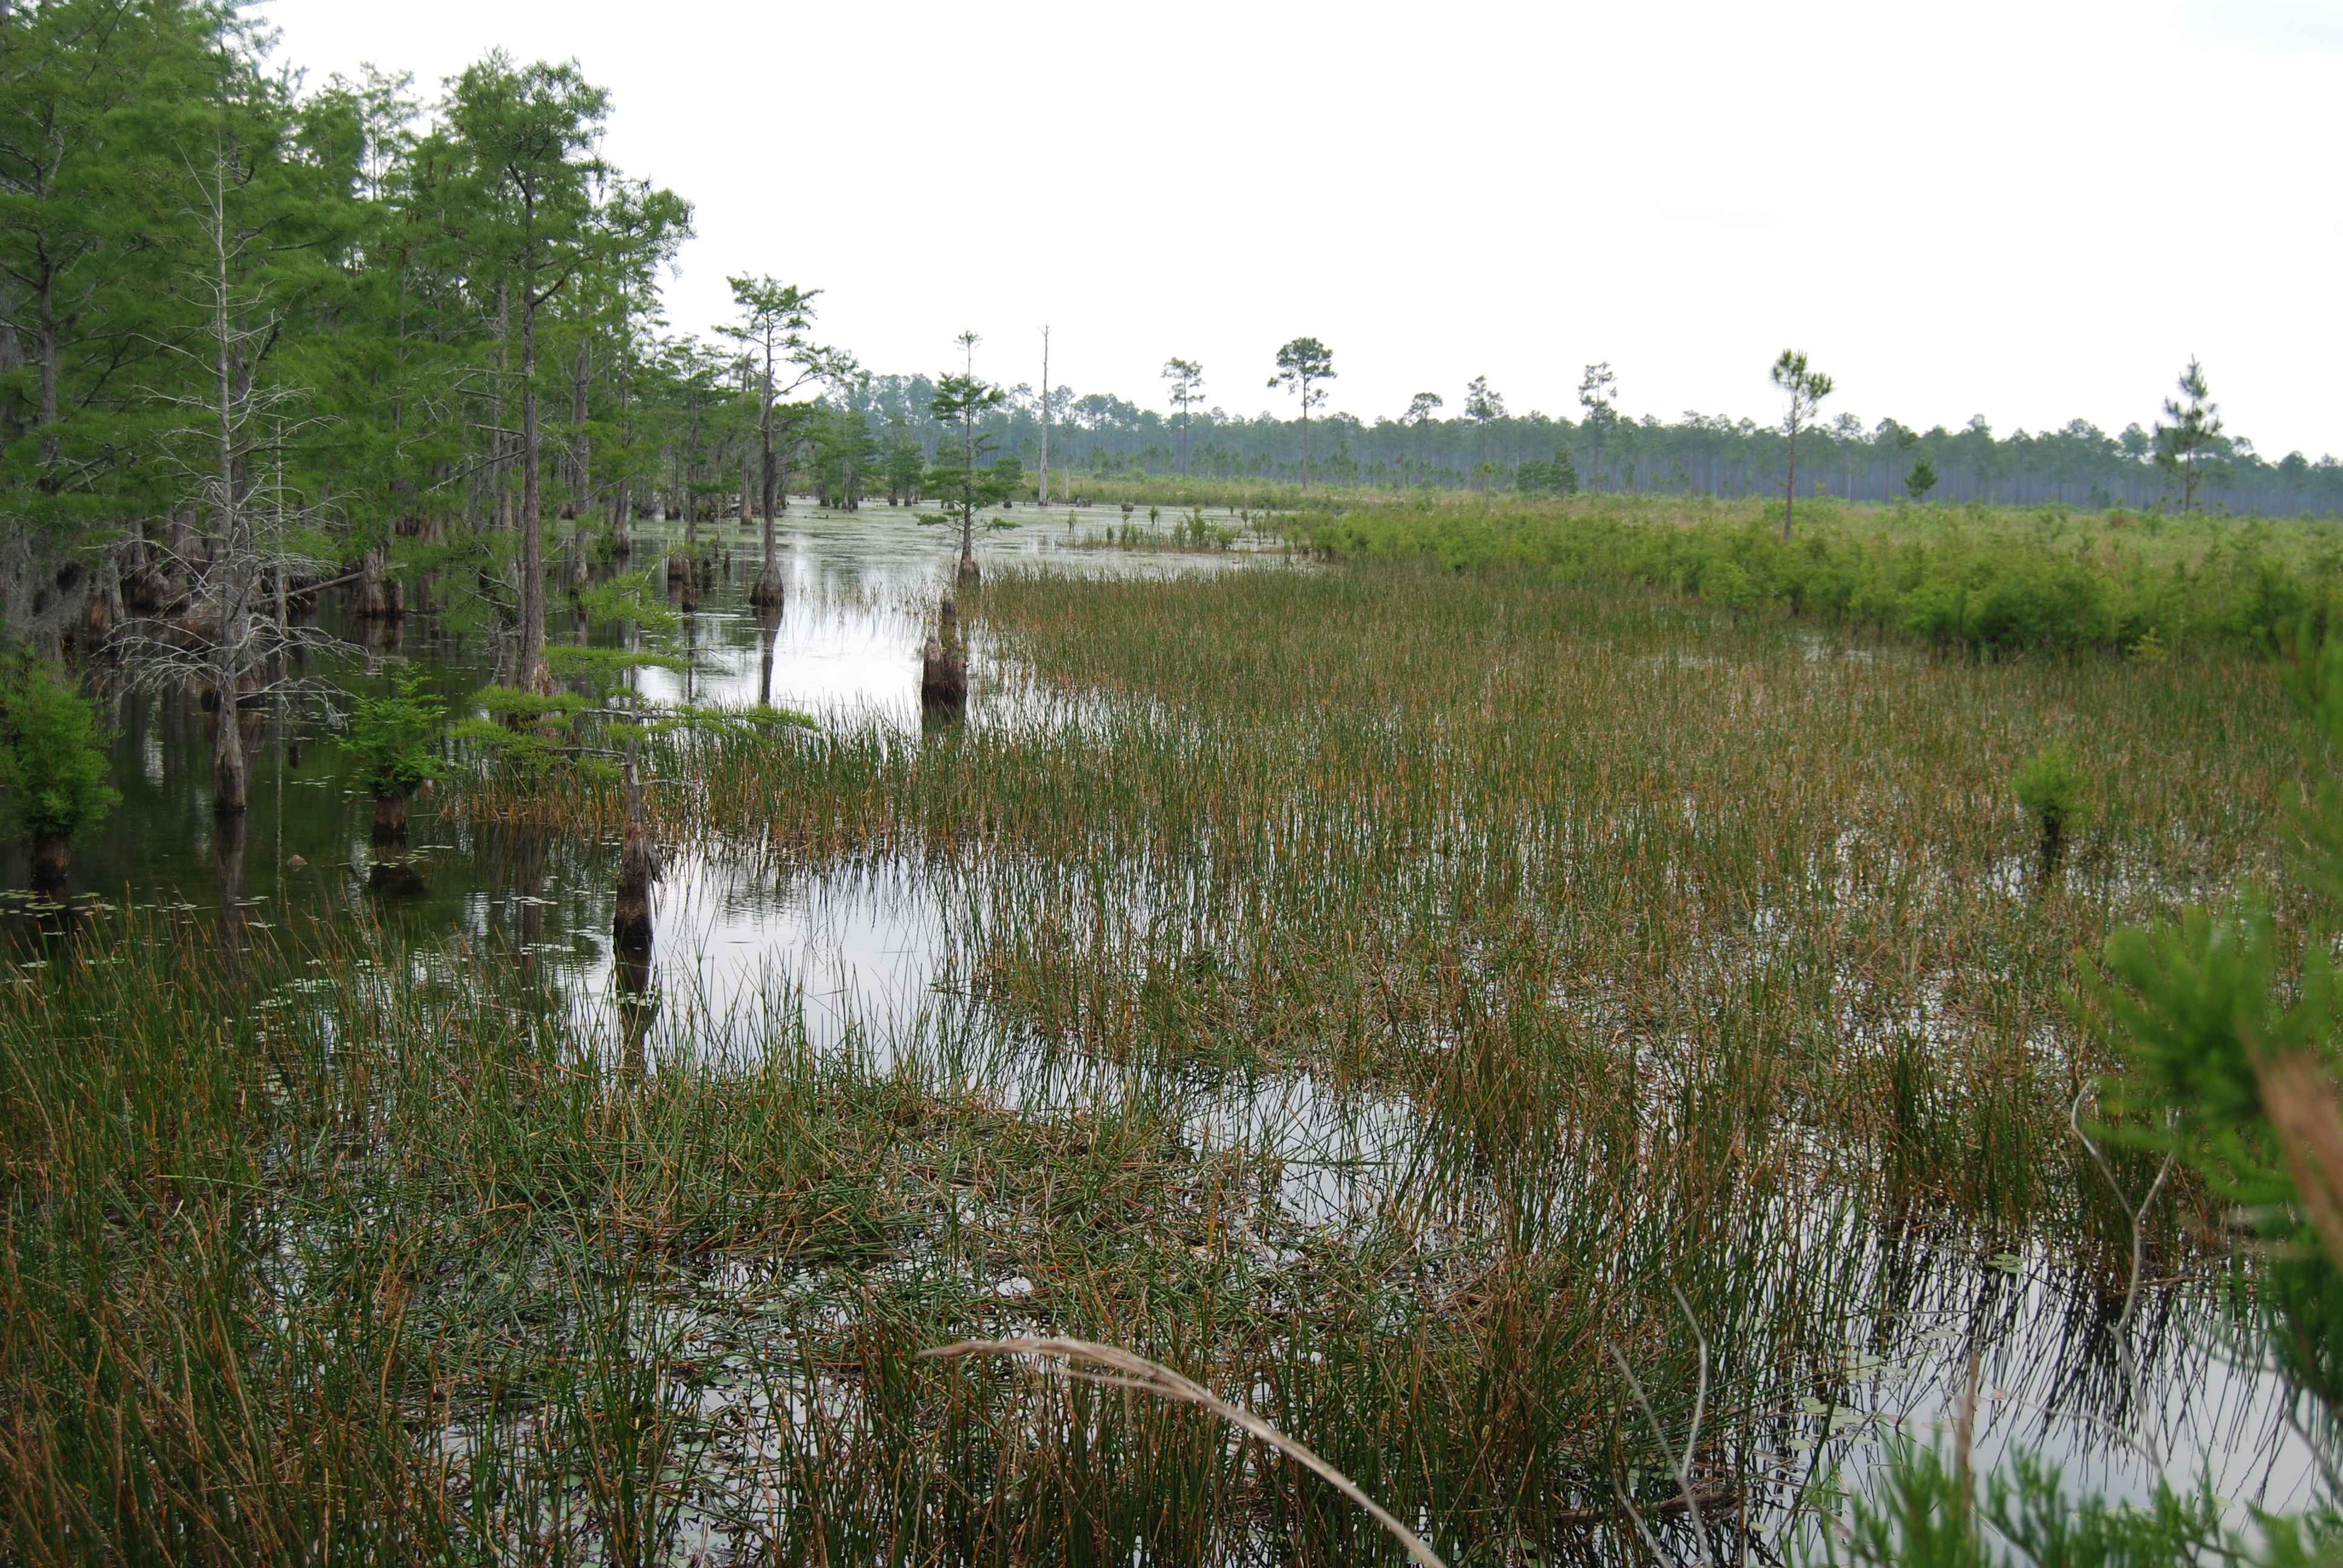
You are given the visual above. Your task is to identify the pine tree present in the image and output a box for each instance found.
[2153,356,2226,514]
[1769,349,1833,539]
[1268,337,1335,491]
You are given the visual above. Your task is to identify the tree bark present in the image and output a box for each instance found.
[957,395,981,583]
[30,833,68,897]
[569,335,592,588]
[751,345,784,607]
[209,150,249,816]
[921,635,966,707]
[614,740,655,953]
[212,676,247,813]
[215,809,248,966]
[519,277,551,694]
[1300,388,1311,492]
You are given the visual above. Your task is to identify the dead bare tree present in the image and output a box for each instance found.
[110,143,355,813]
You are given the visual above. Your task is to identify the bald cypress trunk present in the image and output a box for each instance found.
[30,834,68,897]
[614,740,655,953]
[569,335,592,589]
[519,277,551,695]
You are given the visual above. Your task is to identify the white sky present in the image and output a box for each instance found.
[261,0,2341,456]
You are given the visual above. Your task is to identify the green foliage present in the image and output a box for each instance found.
[1307,500,2343,659]
[543,645,686,685]
[576,570,681,633]
[1939,631,2343,1550]
[881,425,926,503]
[1772,348,1835,535]
[988,453,1024,502]
[342,665,448,802]
[2011,743,2088,837]
[473,685,590,720]
[2153,358,2227,515]
[807,404,880,507]
[1810,1443,2242,1567]
[451,715,611,784]
[1515,450,1579,497]
[0,655,119,843]
[1268,336,1337,488]
[2093,889,2343,1414]
[1907,459,1940,500]
[928,339,1011,554]
[1268,337,1335,411]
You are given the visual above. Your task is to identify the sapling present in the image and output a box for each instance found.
[0,655,120,892]
[928,332,1006,584]
[2012,742,2088,875]
[344,664,447,844]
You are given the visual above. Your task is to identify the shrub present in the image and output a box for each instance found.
[0,654,119,845]
[2012,743,2089,868]
[344,664,448,803]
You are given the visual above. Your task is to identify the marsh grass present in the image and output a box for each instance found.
[5,558,2319,1562]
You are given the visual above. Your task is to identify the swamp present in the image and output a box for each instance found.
[7,499,2341,1563]
[6,4,2343,1564]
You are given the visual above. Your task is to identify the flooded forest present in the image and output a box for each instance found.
[6,4,2343,1566]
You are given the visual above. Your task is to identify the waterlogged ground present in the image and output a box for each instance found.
[4,503,2330,1563]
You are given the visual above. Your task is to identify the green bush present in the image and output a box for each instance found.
[343,664,447,802]
[1809,1441,2242,1566]
[2011,743,2088,840]
[0,654,119,844]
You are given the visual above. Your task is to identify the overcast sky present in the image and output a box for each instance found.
[261,0,2339,456]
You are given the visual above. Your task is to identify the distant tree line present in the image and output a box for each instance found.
[844,362,2340,518]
